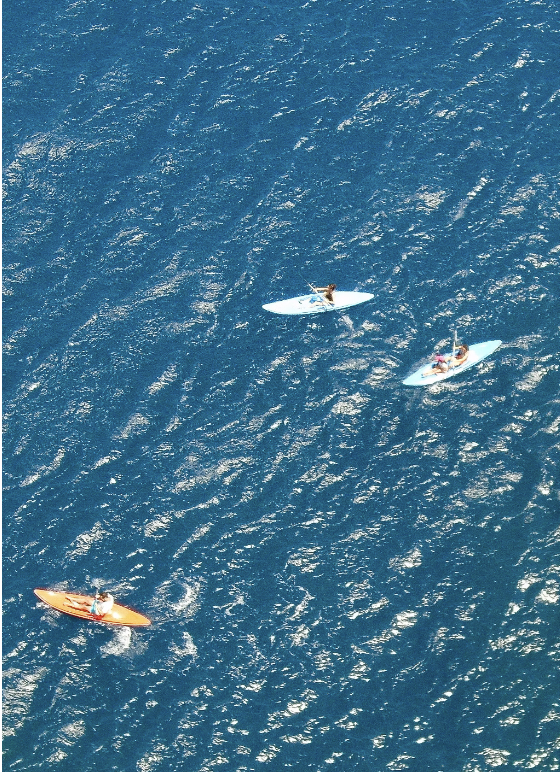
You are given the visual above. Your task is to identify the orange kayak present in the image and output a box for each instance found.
[34,589,151,627]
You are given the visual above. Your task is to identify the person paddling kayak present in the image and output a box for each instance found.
[451,343,469,367]
[312,283,337,304]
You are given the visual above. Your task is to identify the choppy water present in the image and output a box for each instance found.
[3,1,560,770]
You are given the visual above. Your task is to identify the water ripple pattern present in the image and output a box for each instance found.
[3,0,560,770]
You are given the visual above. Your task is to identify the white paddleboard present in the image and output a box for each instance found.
[263,291,374,316]
[403,340,502,386]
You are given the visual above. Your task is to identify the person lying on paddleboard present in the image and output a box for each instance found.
[423,353,448,377]
[312,284,336,303]
[65,591,114,616]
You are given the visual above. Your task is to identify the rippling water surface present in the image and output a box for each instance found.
[3,1,560,770]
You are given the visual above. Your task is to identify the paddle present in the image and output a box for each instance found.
[302,278,318,294]
[450,329,458,367]
[299,273,330,309]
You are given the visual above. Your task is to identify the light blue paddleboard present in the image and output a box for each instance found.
[263,291,374,316]
[403,340,502,386]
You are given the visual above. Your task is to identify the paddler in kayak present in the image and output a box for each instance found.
[312,283,336,304]
[451,343,469,367]
[65,591,114,616]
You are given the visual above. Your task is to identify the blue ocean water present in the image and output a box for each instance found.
[3,0,560,769]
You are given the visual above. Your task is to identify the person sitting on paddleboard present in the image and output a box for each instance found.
[312,284,336,304]
[66,592,114,616]
[423,352,448,377]
[451,343,469,367]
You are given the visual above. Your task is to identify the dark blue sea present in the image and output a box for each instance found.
[3,0,560,769]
